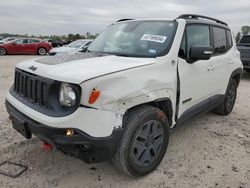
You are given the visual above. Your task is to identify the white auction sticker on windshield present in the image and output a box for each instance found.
[141,34,167,43]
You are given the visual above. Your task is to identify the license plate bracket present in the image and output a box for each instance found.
[11,114,32,139]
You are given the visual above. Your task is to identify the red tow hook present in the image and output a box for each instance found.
[42,142,53,152]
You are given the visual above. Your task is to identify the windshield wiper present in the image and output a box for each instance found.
[87,50,109,57]
[113,53,130,57]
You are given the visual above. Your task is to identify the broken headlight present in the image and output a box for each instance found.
[59,83,77,107]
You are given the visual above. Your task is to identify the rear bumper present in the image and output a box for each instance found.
[5,100,124,163]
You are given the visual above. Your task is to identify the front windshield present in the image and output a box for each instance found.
[68,40,86,48]
[2,38,15,43]
[88,20,177,57]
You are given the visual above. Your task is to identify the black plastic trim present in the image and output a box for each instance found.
[178,14,228,26]
[176,95,224,126]
[6,100,124,163]
[227,68,243,88]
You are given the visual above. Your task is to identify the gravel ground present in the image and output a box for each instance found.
[0,55,249,188]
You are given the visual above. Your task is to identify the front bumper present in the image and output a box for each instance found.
[6,92,118,137]
[48,52,57,56]
[5,101,124,163]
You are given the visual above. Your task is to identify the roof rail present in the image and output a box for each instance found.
[116,19,134,22]
[177,14,228,26]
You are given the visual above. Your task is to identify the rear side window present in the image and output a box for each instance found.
[186,25,210,57]
[226,30,233,49]
[28,39,40,44]
[212,27,227,54]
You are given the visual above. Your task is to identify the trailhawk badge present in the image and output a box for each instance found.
[28,65,37,71]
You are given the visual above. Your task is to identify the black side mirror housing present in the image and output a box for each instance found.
[79,46,88,52]
[189,45,213,63]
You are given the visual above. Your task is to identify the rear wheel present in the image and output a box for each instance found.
[38,47,47,55]
[112,105,169,177]
[0,47,6,55]
[214,79,237,115]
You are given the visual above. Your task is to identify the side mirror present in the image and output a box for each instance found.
[189,45,213,63]
[79,46,88,52]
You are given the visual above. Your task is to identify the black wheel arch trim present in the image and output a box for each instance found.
[227,68,243,89]
[123,98,173,127]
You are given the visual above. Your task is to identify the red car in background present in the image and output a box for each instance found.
[0,38,52,55]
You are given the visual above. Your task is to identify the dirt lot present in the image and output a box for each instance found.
[0,55,249,188]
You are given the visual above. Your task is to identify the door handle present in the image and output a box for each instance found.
[207,65,216,71]
[228,61,234,64]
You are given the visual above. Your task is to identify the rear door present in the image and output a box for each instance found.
[177,24,217,121]
[26,39,40,54]
[209,27,233,96]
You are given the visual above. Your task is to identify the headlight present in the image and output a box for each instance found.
[59,83,76,107]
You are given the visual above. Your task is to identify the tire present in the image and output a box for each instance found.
[245,69,250,73]
[0,47,6,55]
[214,79,237,115]
[38,47,47,55]
[112,105,169,177]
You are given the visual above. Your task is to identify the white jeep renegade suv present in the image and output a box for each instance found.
[6,14,243,177]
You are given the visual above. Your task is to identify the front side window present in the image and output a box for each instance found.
[15,39,25,44]
[179,34,186,58]
[186,25,210,57]
[213,27,227,54]
[88,21,177,57]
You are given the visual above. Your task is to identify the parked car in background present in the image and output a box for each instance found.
[63,40,73,45]
[0,37,17,44]
[0,38,52,55]
[43,39,64,48]
[237,34,250,72]
[48,39,92,55]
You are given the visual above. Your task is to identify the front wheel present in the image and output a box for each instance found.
[214,79,237,115]
[38,47,47,55]
[0,47,6,55]
[112,105,169,177]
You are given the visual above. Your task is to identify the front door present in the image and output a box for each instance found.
[177,24,217,122]
[8,39,27,54]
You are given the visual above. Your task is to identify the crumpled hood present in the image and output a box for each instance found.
[16,53,155,84]
[49,46,78,54]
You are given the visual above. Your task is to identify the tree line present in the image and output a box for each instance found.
[236,26,250,43]
[0,32,99,42]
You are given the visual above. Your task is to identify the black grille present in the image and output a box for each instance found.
[13,69,53,108]
[10,68,81,117]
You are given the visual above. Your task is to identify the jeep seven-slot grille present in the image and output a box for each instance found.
[13,69,52,107]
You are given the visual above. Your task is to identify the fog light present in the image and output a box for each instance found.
[65,129,75,136]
